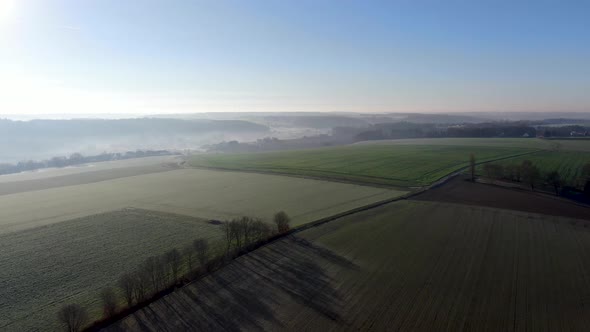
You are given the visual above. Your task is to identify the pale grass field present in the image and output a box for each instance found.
[0,168,405,235]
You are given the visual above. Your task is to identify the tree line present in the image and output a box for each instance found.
[539,125,589,138]
[57,212,291,332]
[355,122,543,141]
[475,158,590,196]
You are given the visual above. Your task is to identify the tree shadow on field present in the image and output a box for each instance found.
[237,236,358,324]
[106,236,357,331]
[287,236,360,271]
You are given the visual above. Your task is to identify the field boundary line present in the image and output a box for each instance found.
[289,150,547,234]
[190,149,544,191]
[424,149,544,190]
[189,164,412,189]
[472,178,590,210]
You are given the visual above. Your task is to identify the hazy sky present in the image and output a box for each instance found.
[1,0,589,115]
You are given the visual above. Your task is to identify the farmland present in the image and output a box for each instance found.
[355,137,590,152]
[0,168,403,234]
[0,209,223,332]
[2,139,589,331]
[107,198,590,331]
[0,160,404,331]
[0,158,181,197]
[414,176,590,220]
[0,155,180,184]
[190,143,539,187]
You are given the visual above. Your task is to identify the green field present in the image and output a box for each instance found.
[355,137,590,151]
[192,138,590,187]
[108,200,590,331]
[190,144,539,187]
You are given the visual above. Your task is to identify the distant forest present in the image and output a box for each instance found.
[0,150,178,176]
[0,118,268,137]
[353,122,589,141]
[208,121,590,153]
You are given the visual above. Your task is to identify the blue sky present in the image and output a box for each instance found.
[1,0,589,114]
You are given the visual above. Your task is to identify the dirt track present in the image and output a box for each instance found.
[412,176,590,221]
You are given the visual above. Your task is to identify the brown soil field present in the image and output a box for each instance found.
[103,199,590,332]
[413,176,590,221]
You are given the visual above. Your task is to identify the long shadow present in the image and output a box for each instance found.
[287,236,359,271]
[106,235,356,331]
[244,240,345,322]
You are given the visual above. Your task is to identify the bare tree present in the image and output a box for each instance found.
[222,221,232,253]
[183,246,194,273]
[582,162,590,179]
[239,216,255,246]
[133,271,150,303]
[274,211,291,233]
[529,166,540,190]
[100,287,118,319]
[193,238,209,267]
[546,170,562,196]
[581,162,590,189]
[165,248,182,283]
[155,256,168,287]
[483,163,503,180]
[230,219,244,250]
[142,256,161,292]
[469,153,475,182]
[483,163,491,178]
[504,164,520,181]
[521,160,540,190]
[252,219,271,242]
[58,304,88,332]
[118,273,136,307]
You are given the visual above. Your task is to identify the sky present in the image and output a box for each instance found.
[0,0,589,115]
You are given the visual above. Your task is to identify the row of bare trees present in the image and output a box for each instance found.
[222,216,271,252]
[482,160,549,192]
[470,155,590,196]
[115,244,199,309]
[57,212,291,331]
[470,155,541,190]
[481,160,590,195]
[483,160,543,189]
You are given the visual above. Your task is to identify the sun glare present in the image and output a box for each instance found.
[0,0,17,25]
